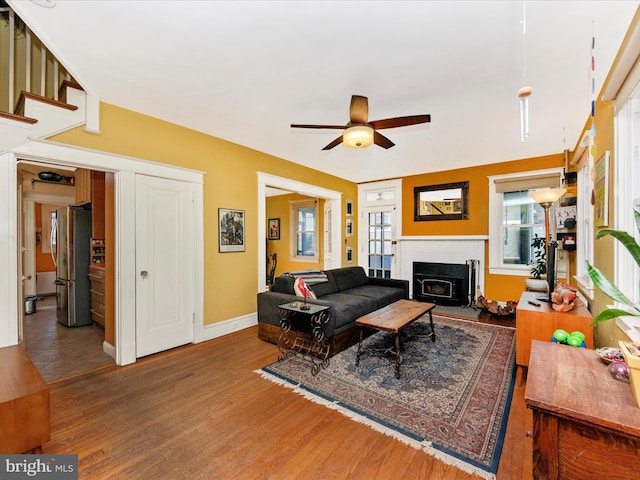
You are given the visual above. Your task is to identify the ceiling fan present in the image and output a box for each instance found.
[291,95,430,150]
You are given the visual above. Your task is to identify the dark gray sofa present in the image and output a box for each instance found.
[257,266,409,356]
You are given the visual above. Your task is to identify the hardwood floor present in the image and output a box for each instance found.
[22,296,114,382]
[43,324,533,479]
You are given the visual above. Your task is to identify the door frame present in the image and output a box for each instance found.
[257,172,342,293]
[0,139,204,366]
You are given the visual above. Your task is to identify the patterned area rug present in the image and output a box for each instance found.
[257,316,515,479]
[433,304,482,320]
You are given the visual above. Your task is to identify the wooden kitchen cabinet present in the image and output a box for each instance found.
[88,265,105,327]
[516,291,593,368]
[526,340,640,479]
[75,167,92,205]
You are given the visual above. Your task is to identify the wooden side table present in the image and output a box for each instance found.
[525,340,640,479]
[516,291,593,369]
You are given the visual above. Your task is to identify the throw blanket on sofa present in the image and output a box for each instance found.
[282,270,328,285]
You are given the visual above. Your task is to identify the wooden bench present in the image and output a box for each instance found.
[0,345,50,453]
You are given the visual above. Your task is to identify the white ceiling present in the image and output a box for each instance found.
[9,0,639,183]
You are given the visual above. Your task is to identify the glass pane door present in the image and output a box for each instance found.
[367,210,393,278]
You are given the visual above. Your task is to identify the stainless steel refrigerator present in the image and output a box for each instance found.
[53,206,92,327]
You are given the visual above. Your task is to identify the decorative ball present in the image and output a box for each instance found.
[570,331,586,343]
[566,335,582,347]
[553,329,569,343]
[608,362,630,383]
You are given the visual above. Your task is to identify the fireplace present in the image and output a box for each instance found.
[413,261,473,306]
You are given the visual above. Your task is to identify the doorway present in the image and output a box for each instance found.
[358,179,403,279]
[18,162,114,381]
[257,172,342,293]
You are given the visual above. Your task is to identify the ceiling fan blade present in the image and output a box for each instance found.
[374,131,395,149]
[369,114,431,130]
[322,135,344,150]
[291,124,345,129]
[349,95,369,124]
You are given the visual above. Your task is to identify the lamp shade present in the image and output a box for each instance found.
[528,188,567,207]
[343,125,374,148]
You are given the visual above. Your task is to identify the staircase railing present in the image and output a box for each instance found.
[1,3,75,115]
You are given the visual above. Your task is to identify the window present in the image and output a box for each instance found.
[614,84,640,307]
[488,169,564,275]
[575,153,594,294]
[290,200,318,260]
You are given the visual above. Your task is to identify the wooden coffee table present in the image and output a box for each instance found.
[355,299,436,378]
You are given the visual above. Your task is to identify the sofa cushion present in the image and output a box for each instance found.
[308,271,338,297]
[319,292,378,330]
[341,285,407,309]
[272,275,295,295]
[331,266,369,291]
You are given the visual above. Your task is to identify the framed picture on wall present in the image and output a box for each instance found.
[346,219,353,237]
[268,218,280,240]
[346,246,353,264]
[346,199,353,216]
[219,208,245,252]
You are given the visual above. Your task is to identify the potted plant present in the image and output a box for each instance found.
[525,234,552,292]
[588,209,640,326]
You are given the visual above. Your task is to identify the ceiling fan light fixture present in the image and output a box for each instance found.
[343,125,374,149]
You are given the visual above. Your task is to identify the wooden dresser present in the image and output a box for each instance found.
[516,291,594,368]
[525,340,640,479]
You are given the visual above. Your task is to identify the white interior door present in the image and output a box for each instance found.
[135,174,194,358]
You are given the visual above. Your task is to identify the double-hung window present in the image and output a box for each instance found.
[290,199,318,261]
[614,84,640,308]
[488,169,564,275]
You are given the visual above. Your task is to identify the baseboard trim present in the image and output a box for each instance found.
[203,312,257,342]
[103,340,116,359]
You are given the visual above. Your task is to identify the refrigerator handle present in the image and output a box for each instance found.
[51,217,57,267]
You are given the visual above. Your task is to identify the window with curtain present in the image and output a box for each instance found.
[488,169,564,275]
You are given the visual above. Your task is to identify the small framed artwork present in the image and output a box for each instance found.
[268,218,280,240]
[219,208,245,252]
[346,199,353,216]
[346,246,353,264]
[346,219,353,237]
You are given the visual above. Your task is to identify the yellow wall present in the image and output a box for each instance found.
[401,154,565,301]
[50,103,358,326]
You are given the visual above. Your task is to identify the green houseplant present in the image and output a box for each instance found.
[525,235,556,292]
[587,209,640,326]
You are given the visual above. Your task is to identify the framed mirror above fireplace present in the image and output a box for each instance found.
[414,181,469,221]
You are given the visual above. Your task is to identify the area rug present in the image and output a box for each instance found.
[433,304,481,320]
[256,316,515,479]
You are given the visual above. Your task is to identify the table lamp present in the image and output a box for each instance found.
[528,188,567,302]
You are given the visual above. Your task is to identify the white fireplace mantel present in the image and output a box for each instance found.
[396,235,488,299]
